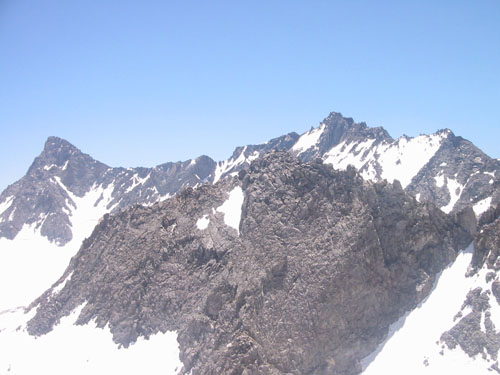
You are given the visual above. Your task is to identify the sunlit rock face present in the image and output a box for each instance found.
[26,152,472,375]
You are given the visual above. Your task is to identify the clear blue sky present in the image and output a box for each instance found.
[1,1,499,192]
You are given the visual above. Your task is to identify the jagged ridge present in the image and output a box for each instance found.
[27,152,474,375]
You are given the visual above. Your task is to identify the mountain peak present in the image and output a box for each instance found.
[320,112,394,145]
[323,111,354,125]
[42,136,81,156]
[436,128,454,136]
[26,136,107,180]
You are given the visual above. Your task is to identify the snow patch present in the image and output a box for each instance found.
[0,196,14,217]
[43,164,57,171]
[216,187,244,234]
[247,151,260,162]
[323,132,447,188]
[159,193,171,202]
[435,174,445,188]
[125,174,151,193]
[292,124,325,155]
[196,215,210,230]
[213,146,251,184]
[377,133,446,188]
[7,207,16,221]
[441,178,464,214]
[473,197,492,217]
[324,139,377,172]
[51,272,73,296]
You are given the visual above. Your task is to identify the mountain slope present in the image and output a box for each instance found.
[0,137,216,245]
[24,152,473,375]
[362,200,500,374]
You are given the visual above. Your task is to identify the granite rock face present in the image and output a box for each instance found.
[28,152,473,375]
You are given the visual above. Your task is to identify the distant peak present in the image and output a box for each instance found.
[320,111,393,143]
[43,136,79,153]
[323,111,355,126]
[26,136,99,176]
[436,128,454,136]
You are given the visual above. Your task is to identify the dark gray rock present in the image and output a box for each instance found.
[441,287,500,360]
[27,152,472,375]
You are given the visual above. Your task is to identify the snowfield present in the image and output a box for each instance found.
[0,179,184,375]
[0,181,115,311]
[0,304,181,375]
[362,244,500,375]
[323,132,448,189]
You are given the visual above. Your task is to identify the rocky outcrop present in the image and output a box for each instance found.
[27,152,473,375]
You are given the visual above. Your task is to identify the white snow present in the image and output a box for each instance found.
[196,215,210,230]
[7,207,16,221]
[216,186,244,234]
[377,133,446,188]
[362,244,499,375]
[415,193,421,202]
[51,272,73,296]
[0,180,116,311]
[473,197,492,217]
[323,139,377,172]
[125,174,151,193]
[247,151,260,162]
[0,195,14,217]
[441,178,464,214]
[43,164,57,171]
[323,132,447,189]
[0,304,182,375]
[159,193,172,202]
[292,124,325,155]
[434,174,445,188]
[213,146,250,184]
[213,147,261,184]
[484,171,495,178]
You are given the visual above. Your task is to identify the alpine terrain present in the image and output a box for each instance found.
[1,112,499,374]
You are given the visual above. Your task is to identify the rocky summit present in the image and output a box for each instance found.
[28,152,474,375]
